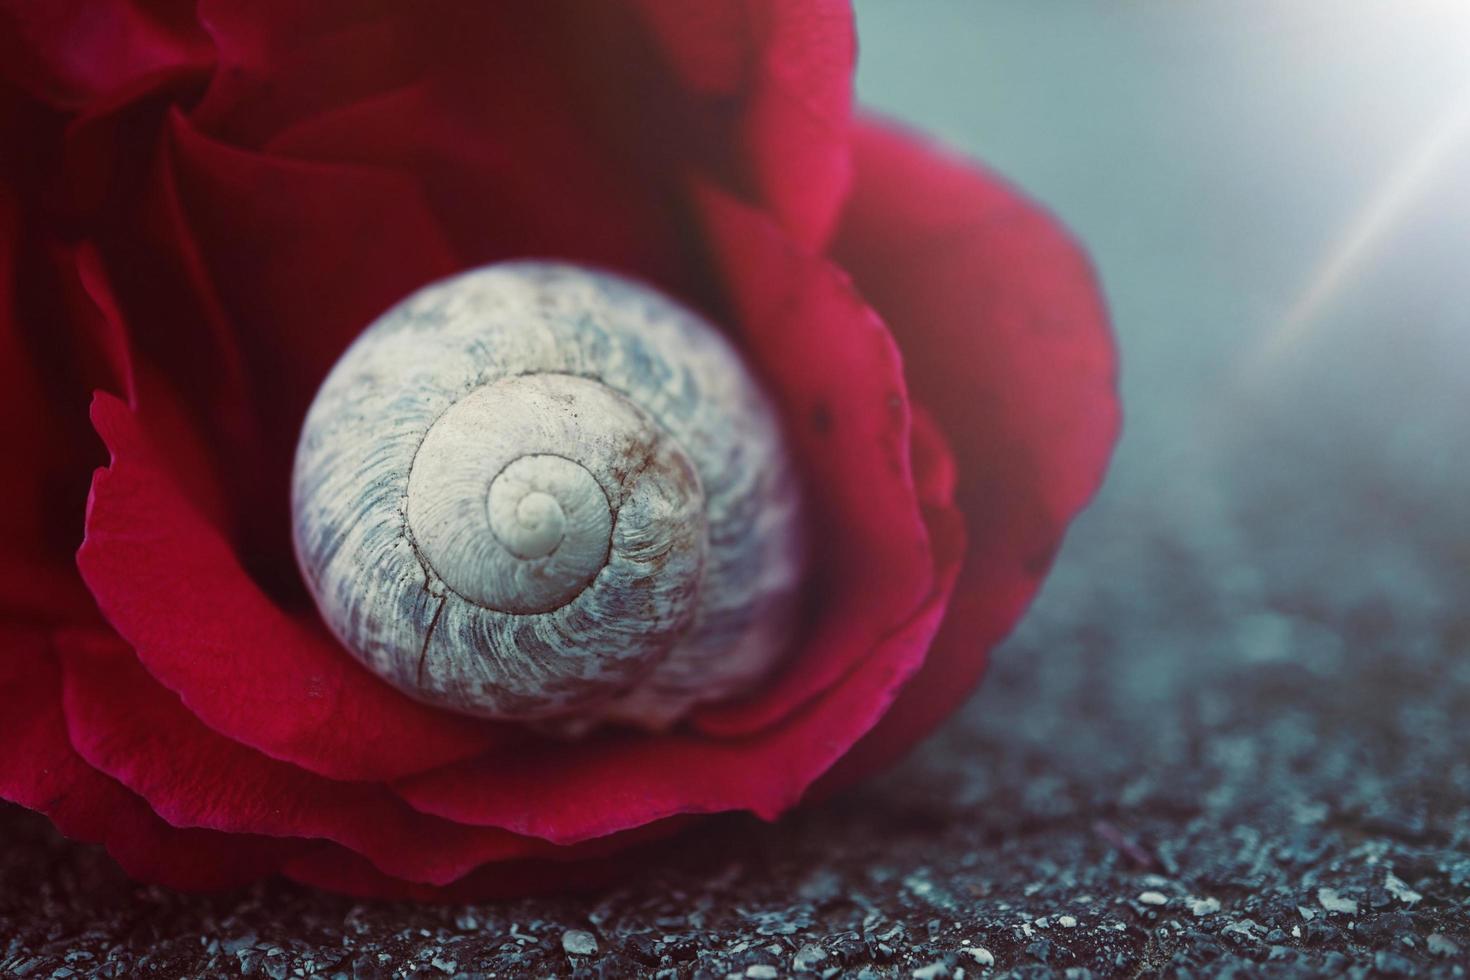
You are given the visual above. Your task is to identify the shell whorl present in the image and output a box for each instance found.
[292,262,806,725]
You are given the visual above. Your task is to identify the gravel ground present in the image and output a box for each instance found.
[5,4,1470,978]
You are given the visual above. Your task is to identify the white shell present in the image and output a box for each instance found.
[291,262,806,726]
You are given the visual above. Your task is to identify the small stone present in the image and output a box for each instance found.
[1189,897,1220,916]
[912,963,950,980]
[1383,873,1422,906]
[1428,933,1461,957]
[746,967,779,980]
[623,934,662,966]
[238,948,266,976]
[223,935,259,956]
[1317,887,1357,914]
[793,945,828,972]
[562,930,599,958]
[1138,891,1168,906]
[1373,951,1414,976]
[960,946,995,967]
[1058,915,1078,928]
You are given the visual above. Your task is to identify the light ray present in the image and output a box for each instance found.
[1260,82,1470,364]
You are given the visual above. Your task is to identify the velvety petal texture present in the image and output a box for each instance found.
[0,2,1118,898]
[820,119,1120,789]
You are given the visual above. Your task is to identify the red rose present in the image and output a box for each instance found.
[0,1,1118,898]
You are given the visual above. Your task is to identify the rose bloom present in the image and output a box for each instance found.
[0,1,1118,898]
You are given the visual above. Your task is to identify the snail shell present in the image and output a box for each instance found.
[291,262,806,727]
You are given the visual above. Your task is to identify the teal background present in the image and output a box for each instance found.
[854,2,1470,649]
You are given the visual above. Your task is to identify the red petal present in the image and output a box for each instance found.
[817,118,1121,787]
[263,78,687,291]
[77,389,504,782]
[147,111,461,589]
[393,195,965,842]
[192,1,850,257]
[0,0,211,109]
[0,624,299,891]
[56,628,574,886]
[690,187,962,736]
[190,0,417,147]
[632,0,855,246]
[395,562,959,843]
[0,192,127,625]
[164,110,461,488]
[72,117,517,782]
[59,626,701,886]
[195,1,690,290]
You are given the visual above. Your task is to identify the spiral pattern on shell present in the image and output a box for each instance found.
[292,262,806,725]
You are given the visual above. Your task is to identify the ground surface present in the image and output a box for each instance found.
[5,4,1470,978]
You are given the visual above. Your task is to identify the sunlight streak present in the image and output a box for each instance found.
[1261,82,1470,363]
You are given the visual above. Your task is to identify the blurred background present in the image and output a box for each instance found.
[855,0,1470,760]
[857,0,1470,621]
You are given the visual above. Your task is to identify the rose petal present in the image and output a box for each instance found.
[394,197,965,841]
[81,107,259,477]
[632,0,855,247]
[56,627,569,885]
[816,117,1121,787]
[71,113,523,782]
[0,193,126,624]
[191,2,851,251]
[0,198,83,623]
[198,1,695,300]
[189,0,419,148]
[263,78,688,292]
[689,187,957,736]
[58,626,704,886]
[395,552,959,844]
[0,625,300,890]
[164,110,461,500]
[0,0,210,110]
[78,389,505,782]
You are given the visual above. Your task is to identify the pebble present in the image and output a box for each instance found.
[1375,951,1415,976]
[1317,888,1358,915]
[960,945,995,966]
[746,967,779,980]
[1383,873,1422,906]
[1427,934,1461,957]
[561,930,599,957]
[793,945,828,972]
[1189,897,1220,916]
[1138,891,1168,906]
